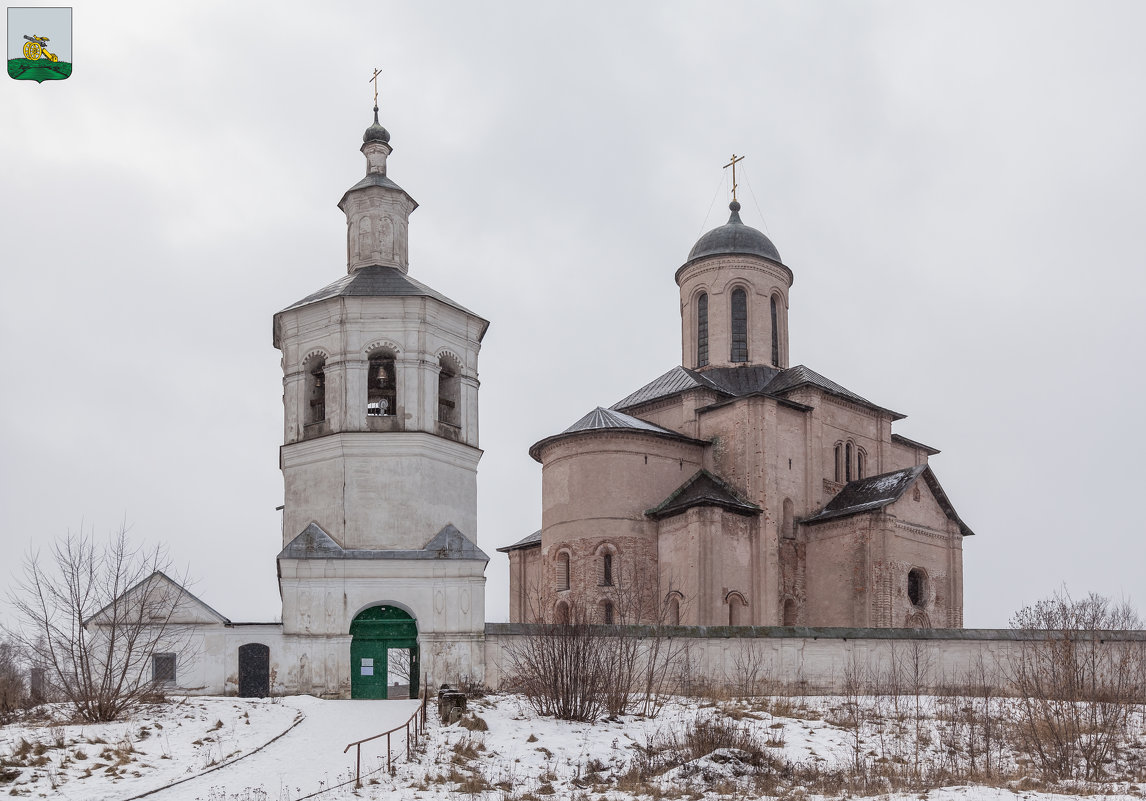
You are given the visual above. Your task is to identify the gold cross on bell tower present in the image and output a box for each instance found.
[369,67,382,107]
[723,153,745,202]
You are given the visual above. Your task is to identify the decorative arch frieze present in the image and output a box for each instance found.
[435,349,465,374]
[363,339,402,357]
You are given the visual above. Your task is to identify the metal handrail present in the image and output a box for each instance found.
[342,686,430,788]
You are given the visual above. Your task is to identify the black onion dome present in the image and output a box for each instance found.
[363,106,390,144]
[686,201,781,264]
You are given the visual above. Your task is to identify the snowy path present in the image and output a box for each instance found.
[141,697,423,801]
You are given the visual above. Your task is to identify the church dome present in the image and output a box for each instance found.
[686,201,781,265]
[363,106,390,144]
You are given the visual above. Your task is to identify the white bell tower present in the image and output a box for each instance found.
[271,100,490,696]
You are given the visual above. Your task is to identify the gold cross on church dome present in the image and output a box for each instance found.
[369,67,382,106]
[724,153,745,202]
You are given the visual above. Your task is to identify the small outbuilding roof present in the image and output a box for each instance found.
[496,530,542,553]
[803,465,974,537]
[645,469,761,520]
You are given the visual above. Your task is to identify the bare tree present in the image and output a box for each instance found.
[0,637,27,723]
[7,526,196,722]
[1006,587,1143,782]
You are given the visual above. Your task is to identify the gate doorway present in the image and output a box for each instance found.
[350,605,419,700]
[238,643,270,698]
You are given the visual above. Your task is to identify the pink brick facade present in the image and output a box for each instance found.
[500,202,972,629]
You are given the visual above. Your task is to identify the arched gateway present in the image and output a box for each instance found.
[350,605,419,699]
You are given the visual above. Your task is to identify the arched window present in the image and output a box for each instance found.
[730,288,748,363]
[770,295,780,367]
[856,448,866,480]
[696,293,709,368]
[554,600,570,625]
[727,592,747,626]
[834,443,843,483]
[782,498,795,539]
[845,442,853,482]
[367,352,396,416]
[666,593,681,626]
[782,598,797,626]
[602,600,615,625]
[556,552,570,591]
[908,568,927,608]
[304,355,326,425]
[602,553,614,586]
[437,356,460,428]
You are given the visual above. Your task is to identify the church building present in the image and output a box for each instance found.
[499,195,974,630]
[118,104,976,702]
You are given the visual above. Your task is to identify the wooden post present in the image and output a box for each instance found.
[355,743,361,788]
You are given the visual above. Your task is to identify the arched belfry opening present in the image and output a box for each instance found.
[437,355,461,434]
[367,351,397,417]
[304,354,326,427]
[349,605,419,699]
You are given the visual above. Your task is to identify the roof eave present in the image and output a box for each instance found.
[646,498,761,521]
[891,433,941,456]
[495,540,542,553]
[528,427,708,463]
[674,253,793,287]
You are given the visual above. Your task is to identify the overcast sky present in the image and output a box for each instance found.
[3,1,1145,628]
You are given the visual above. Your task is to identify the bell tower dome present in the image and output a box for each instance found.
[676,200,793,371]
[339,105,416,273]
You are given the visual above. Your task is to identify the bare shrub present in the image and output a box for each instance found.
[6,525,197,723]
[508,569,688,722]
[729,640,768,696]
[507,599,607,722]
[1005,588,1144,782]
[681,714,766,763]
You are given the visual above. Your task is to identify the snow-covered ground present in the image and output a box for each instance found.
[2,693,1144,800]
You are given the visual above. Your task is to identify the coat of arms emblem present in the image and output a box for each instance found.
[8,7,72,82]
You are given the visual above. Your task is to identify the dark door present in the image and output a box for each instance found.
[238,643,270,698]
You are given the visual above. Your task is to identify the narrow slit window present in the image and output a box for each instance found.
[834,443,843,483]
[602,601,615,625]
[557,553,570,591]
[728,594,745,626]
[908,568,926,607]
[770,295,780,367]
[845,442,853,482]
[857,449,865,479]
[730,288,748,363]
[602,553,614,586]
[696,293,709,367]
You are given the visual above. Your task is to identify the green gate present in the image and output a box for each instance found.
[350,605,419,700]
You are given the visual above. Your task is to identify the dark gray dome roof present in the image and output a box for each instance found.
[686,201,781,264]
[363,106,390,144]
